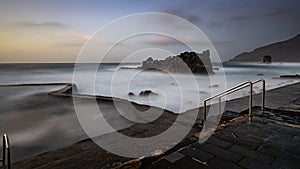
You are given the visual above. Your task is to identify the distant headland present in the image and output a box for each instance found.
[230,34,300,62]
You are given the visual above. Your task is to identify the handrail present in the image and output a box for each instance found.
[2,134,11,169]
[252,79,265,114]
[203,81,252,123]
[203,79,265,125]
[204,81,251,101]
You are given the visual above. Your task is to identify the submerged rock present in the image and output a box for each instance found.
[128,92,135,96]
[139,90,158,96]
[257,73,264,76]
[210,84,219,88]
[139,50,214,74]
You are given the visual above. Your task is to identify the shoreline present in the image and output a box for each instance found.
[1,81,299,163]
[10,81,300,169]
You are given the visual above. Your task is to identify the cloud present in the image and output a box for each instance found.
[15,21,66,28]
[54,31,92,41]
[140,34,236,48]
[52,31,93,47]
[206,22,224,29]
[229,15,256,21]
[211,40,236,46]
[263,8,289,17]
[142,35,212,46]
[164,9,202,23]
[229,8,289,21]
[54,32,131,48]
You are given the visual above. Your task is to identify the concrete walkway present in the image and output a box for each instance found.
[130,83,300,169]
[142,107,300,169]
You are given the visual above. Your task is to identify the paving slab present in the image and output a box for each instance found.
[150,159,181,169]
[207,157,243,169]
[238,157,274,169]
[228,145,274,165]
[164,152,185,163]
[174,157,210,169]
[205,137,233,149]
[202,144,243,163]
[179,146,214,162]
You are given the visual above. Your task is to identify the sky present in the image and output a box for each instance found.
[0,0,299,63]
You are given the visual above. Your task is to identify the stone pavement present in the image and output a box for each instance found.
[138,105,300,169]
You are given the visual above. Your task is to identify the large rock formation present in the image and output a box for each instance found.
[230,34,300,62]
[139,50,214,74]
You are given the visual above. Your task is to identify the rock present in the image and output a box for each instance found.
[170,82,177,86]
[139,90,158,96]
[257,73,264,76]
[262,55,272,63]
[128,92,135,96]
[199,91,208,94]
[210,84,219,88]
[280,74,300,79]
[64,88,72,94]
[139,50,214,74]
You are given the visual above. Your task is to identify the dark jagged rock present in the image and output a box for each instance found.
[262,55,272,63]
[139,50,214,74]
[139,90,158,96]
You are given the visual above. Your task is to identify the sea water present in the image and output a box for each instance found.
[1,62,299,113]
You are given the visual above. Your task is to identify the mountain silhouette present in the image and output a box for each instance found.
[230,34,300,62]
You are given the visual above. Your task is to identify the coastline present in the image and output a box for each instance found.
[0,81,299,165]
[8,81,300,169]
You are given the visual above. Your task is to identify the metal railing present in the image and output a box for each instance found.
[252,79,265,113]
[203,79,265,124]
[1,134,11,169]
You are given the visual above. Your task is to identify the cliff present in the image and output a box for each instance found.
[140,50,214,74]
[230,34,300,62]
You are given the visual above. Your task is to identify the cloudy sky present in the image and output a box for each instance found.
[0,0,299,62]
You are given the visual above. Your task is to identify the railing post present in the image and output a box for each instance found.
[249,82,253,124]
[2,134,10,169]
[218,97,222,115]
[262,80,265,114]
[2,134,5,168]
[203,101,207,124]
[7,145,10,169]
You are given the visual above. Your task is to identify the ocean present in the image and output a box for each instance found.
[1,62,299,113]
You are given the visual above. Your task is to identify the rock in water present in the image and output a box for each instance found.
[262,55,272,63]
[139,90,158,96]
[139,50,214,74]
[128,92,135,96]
